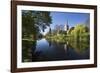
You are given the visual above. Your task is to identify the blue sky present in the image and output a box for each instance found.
[42,11,90,35]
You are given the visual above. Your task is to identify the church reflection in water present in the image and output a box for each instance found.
[22,38,90,62]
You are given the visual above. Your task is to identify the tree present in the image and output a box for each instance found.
[74,24,89,35]
[22,10,52,39]
[22,11,37,38]
[69,24,89,41]
[33,11,52,32]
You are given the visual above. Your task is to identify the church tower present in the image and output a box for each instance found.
[64,20,69,31]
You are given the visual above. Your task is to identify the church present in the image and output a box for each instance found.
[64,24,69,32]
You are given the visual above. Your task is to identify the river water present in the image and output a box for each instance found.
[22,38,90,62]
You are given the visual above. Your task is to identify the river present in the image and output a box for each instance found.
[22,38,90,62]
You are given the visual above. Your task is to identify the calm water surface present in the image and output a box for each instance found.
[22,38,90,62]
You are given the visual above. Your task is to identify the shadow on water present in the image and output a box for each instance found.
[22,38,90,62]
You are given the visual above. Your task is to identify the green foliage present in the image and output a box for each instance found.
[22,10,52,39]
[22,40,36,62]
[67,24,89,41]
[45,24,89,44]
[22,11,37,39]
[69,24,89,35]
[45,24,90,53]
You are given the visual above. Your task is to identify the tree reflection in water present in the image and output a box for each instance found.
[22,38,90,62]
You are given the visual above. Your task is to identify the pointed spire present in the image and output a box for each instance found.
[67,19,68,25]
[67,19,69,30]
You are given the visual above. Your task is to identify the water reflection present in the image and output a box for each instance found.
[22,38,90,62]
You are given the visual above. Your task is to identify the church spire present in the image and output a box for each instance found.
[64,20,69,31]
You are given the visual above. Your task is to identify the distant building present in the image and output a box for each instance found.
[53,21,70,35]
[64,24,69,31]
[64,20,69,32]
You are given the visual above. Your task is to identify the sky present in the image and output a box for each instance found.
[41,11,90,35]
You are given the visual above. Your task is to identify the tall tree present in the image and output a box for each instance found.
[22,10,52,39]
[33,11,52,32]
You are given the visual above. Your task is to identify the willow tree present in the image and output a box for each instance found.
[70,24,89,41]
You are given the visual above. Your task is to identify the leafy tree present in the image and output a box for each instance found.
[33,11,52,32]
[22,11,37,38]
[22,10,52,39]
[69,24,89,41]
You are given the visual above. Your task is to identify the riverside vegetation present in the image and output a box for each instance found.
[22,10,90,62]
